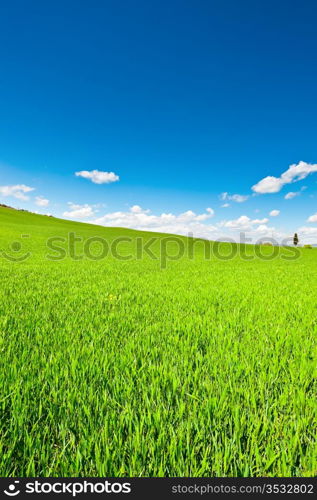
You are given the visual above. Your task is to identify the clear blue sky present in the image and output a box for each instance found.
[1,0,317,242]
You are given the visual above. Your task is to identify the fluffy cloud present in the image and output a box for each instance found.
[252,161,317,194]
[221,203,230,208]
[35,196,49,207]
[307,213,317,223]
[75,170,119,184]
[0,184,34,201]
[269,210,280,216]
[221,192,249,203]
[63,202,96,219]
[130,205,150,214]
[252,177,284,194]
[220,215,269,230]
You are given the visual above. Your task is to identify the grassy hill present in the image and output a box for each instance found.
[0,206,316,476]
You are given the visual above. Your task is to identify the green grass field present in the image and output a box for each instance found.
[0,206,316,476]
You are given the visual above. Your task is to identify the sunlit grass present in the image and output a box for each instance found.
[0,207,316,476]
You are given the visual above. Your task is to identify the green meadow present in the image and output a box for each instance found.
[0,206,316,476]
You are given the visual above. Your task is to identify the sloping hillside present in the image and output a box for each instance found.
[0,206,316,476]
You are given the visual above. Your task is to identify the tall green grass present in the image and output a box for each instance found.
[0,207,316,476]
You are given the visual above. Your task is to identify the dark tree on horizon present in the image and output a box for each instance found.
[293,233,299,246]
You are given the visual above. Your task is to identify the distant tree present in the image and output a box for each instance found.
[293,233,299,246]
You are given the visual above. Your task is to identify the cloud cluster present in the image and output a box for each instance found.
[60,198,302,243]
[0,184,34,201]
[252,161,317,194]
[91,206,217,238]
[89,206,284,242]
[75,170,119,184]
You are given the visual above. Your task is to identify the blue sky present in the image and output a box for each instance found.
[0,0,317,243]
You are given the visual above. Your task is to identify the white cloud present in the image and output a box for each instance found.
[196,207,215,220]
[252,176,284,194]
[75,170,119,184]
[284,186,306,199]
[307,213,317,223]
[230,194,249,203]
[269,210,280,216]
[130,205,150,214]
[254,224,271,233]
[63,202,97,219]
[284,191,300,200]
[252,161,317,194]
[35,196,49,207]
[221,215,269,230]
[297,226,317,244]
[223,217,292,244]
[221,192,249,203]
[221,203,230,208]
[0,184,35,201]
